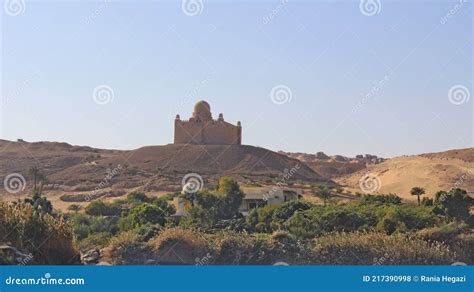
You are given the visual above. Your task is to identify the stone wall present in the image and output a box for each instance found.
[174,119,241,145]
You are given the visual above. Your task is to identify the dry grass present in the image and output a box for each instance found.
[0,202,79,264]
[103,231,153,265]
[313,231,455,265]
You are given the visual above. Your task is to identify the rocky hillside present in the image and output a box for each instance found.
[279,151,385,179]
[0,139,324,196]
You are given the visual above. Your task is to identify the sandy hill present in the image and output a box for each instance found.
[335,148,474,202]
[0,140,324,196]
[280,151,385,179]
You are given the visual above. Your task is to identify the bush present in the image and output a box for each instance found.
[212,232,276,265]
[433,188,473,222]
[358,194,402,205]
[85,200,121,216]
[76,232,111,251]
[126,192,149,205]
[127,201,175,228]
[0,202,79,264]
[283,201,440,239]
[103,231,153,265]
[69,213,118,240]
[273,200,312,223]
[313,232,454,265]
[179,178,244,229]
[247,205,278,232]
[149,228,209,265]
[417,222,473,264]
[135,223,163,241]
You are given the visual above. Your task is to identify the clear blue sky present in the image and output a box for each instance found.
[1,0,472,157]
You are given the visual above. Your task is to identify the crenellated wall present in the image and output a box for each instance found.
[174,119,241,145]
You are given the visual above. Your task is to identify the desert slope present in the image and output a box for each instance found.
[336,148,474,201]
[0,140,324,195]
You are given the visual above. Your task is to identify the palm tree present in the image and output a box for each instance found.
[28,166,40,192]
[410,187,425,205]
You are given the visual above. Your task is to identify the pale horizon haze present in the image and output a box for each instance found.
[1,0,472,158]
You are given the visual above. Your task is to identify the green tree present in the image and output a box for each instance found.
[410,187,425,206]
[272,200,311,223]
[215,177,245,219]
[312,186,333,206]
[128,203,167,227]
[434,188,473,221]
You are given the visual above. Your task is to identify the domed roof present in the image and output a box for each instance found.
[194,100,210,113]
[193,100,212,121]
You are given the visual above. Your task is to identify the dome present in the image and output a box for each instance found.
[193,100,212,121]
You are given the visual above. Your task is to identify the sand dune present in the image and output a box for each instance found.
[336,148,474,202]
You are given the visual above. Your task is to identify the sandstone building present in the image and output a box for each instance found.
[174,101,242,145]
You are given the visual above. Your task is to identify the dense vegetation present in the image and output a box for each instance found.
[1,174,472,265]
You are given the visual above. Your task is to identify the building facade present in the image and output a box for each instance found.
[174,101,242,145]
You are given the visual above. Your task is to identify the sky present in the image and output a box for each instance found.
[1,0,472,158]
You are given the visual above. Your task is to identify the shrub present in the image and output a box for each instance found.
[313,232,454,265]
[85,200,121,216]
[284,200,440,239]
[127,202,173,228]
[247,205,278,232]
[76,232,111,251]
[180,178,244,228]
[417,222,473,264]
[69,213,118,240]
[149,228,209,265]
[135,223,162,241]
[376,207,407,234]
[210,231,313,265]
[126,192,149,205]
[273,200,312,223]
[270,231,314,264]
[103,231,153,265]
[417,222,470,243]
[358,194,402,205]
[453,233,474,264]
[0,202,79,264]
[434,188,473,222]
[212,232,276,265]
[67,204,82,213]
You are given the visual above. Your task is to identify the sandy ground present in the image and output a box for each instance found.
[336,155,474,202]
